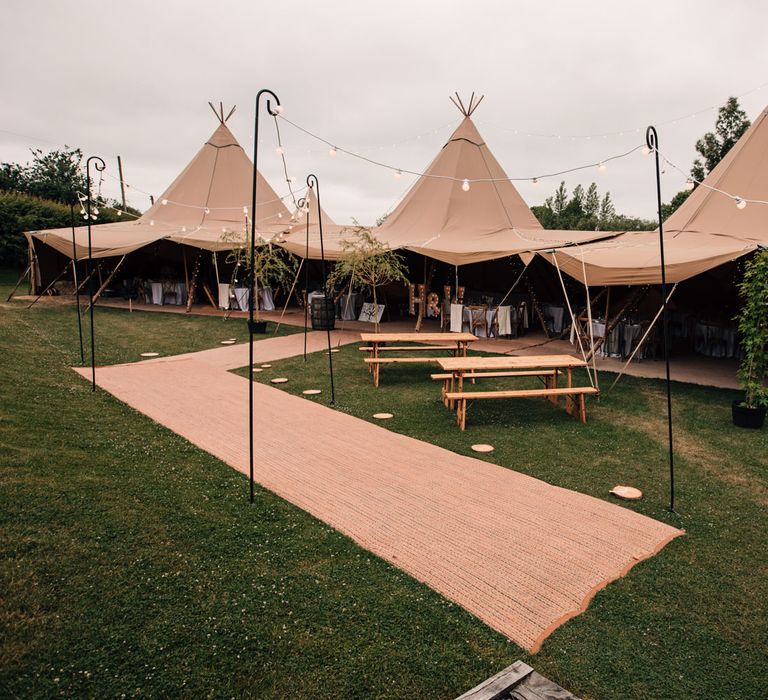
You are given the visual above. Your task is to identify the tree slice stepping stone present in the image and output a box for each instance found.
[302,389,322,395]
[271,378,289,384]
[610,485,643,501]
[140,352,160,357]
[260,364,272,368]
[252,368,263,373]
[373,412,393,420]
[471,444,494,453]
[220,340,236,345]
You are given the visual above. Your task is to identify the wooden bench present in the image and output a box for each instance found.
[430,370,558,407]
[359,345,459,352]
[446,386,599,430]
[364,356,450,387]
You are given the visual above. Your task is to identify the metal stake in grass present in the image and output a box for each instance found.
[85,156,106,392]
[248,89,280,504]
[646,125,676,513]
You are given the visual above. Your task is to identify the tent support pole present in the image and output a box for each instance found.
[274,258,303,336]
[6,262,32,302]
[647,125,676,513]
[87,255,126,310]
[186,254,201,312]
[26,260,72,309]
[606,283,678,395]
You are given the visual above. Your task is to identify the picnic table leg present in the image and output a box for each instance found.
[579,393,587,423]
[374,359,380,388]
[549,369,559,405]
[565,367,574,415]
[458,398,467,430]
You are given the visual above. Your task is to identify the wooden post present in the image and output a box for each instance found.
[117,155,127,211]
[186,254,200,312]
[26,260,72,308]
[201,282,217,309]
[87,255,126,309]
[6,262,32,301]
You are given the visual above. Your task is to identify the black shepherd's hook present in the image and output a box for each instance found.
[248,89,281,504]
[646,125,676,513]
[85,156,105,393]
[297,195,310,362]
[307,174,336,405]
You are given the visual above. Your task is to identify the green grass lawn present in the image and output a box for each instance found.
[2,268,767,699]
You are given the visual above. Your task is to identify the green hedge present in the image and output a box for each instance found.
[0,190,127,267]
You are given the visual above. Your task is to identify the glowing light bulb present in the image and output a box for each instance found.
[685,179,695,191]
[150,219,155,226]
[92,207,99,216]
[278,212,283,219]
[116,210,122,217]
[290,176,297,183]
[274,105,284,115]
[329,147,337,158]
[204,207,210,214]
[393,169,402,180]
[735,197,747,209]
[181,226,187,232]
[461,179,470,192]
[243,206,248,214]
[532,178,539,186]
[80,207,86,216]
[161,199,168,205]
[642,146,651,156]
[276,146,284,156]
[598,162,606,172]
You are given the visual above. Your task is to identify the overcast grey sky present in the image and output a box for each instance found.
[2,0,766,223]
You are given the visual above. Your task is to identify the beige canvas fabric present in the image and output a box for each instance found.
[543,230,756,286]
[278,187,357,260]
[371,116,614,264]
[29,120,291,258]
[664,107,768,244]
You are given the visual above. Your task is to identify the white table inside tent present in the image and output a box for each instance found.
[219,285,274,311]
[150,282,163,305]
[542,304,565,334]
[340,292,362,321]
[149,281,186,306]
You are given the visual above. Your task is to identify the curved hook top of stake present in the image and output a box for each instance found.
[296,196,308,210]
[256,89,281,117]
[86,155,106,172]
[306,173,319,192]
[645,125,658,152]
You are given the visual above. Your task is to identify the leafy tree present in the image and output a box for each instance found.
[326,227,409,331]
[583,183,600,219]
[1,147,88,204]
[691,97,751,182]
[660,189,692,220]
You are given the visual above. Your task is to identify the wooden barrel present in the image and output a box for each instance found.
[311,296,336,330]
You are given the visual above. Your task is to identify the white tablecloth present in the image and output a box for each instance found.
[449,305,513,337]
[542,304,565,334]
[150,282,163,305]
[260,288,275,311]
[233,287,249,311]
[340,292,361,321]
[218,283,231,310]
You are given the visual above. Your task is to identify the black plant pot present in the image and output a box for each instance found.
[248,320,268,334]
[731,400,767,429]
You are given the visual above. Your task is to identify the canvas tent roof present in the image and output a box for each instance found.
[372,113,614,265]
[277,187,356,260]
[28,117,291,258]
[543,105,768,285]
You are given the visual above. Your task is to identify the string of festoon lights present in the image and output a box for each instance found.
[277,113,647,190]
[655,149,768,209]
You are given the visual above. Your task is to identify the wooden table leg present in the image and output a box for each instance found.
[579,393,587,423]
[565,367,574,415]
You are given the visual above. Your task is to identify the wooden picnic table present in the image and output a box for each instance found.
[437,354,594,429]
[360,332,478,387]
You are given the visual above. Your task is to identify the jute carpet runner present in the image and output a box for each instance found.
[74,332,682,652]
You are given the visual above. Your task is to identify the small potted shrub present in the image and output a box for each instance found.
[732,249,768,428]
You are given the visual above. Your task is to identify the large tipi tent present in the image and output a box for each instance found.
[26,108,291,267]
[542,106,768,286]
[373,95,618,265]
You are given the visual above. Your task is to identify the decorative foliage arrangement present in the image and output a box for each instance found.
[736,249,768,408]
[222,227,297,320]
[326,227,409,330]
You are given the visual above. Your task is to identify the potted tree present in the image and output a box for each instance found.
[732,249,768,428]
[326,227,409,332]
[223,228,297,334]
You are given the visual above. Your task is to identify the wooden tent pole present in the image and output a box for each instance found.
[87,255,127,309]
[6,262,32,301]
[26,260,73,309]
